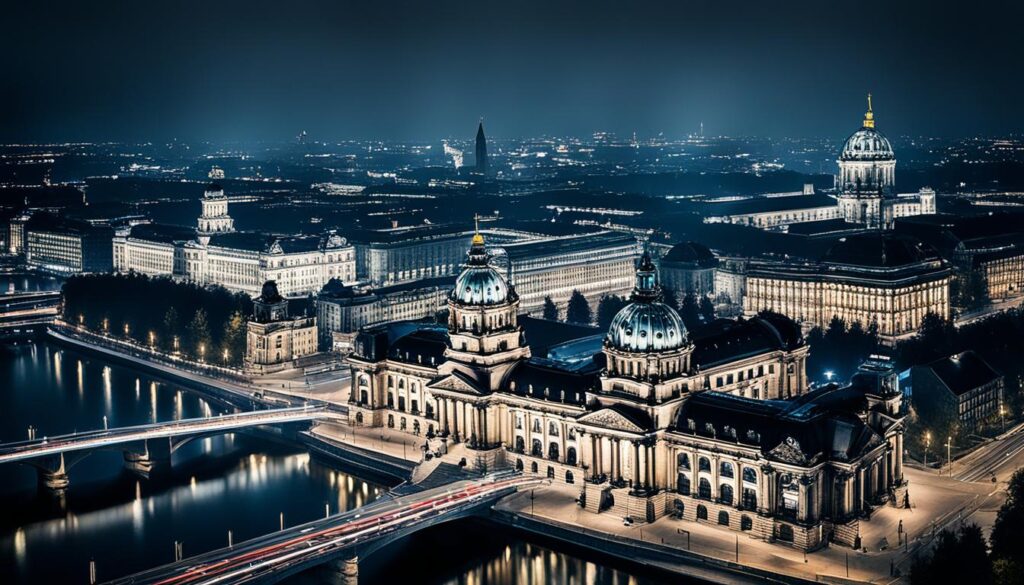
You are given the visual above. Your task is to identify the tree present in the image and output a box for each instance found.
[188,308,213,360]
[911,523,993,585]
[565,290,592,325]
[162,306,180,352]
[220,310,247,366]
[597,295,628,329]
[679,292,701,330]
[699,295,715,323]
[542,296,558,321]
[991,469,1024,570]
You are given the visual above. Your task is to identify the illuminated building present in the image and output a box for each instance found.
[245,280,317,374]
[343,230,903,551]
[743,233,951,339]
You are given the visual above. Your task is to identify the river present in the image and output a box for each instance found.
[0,341,675,584]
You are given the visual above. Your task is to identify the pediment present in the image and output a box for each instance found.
[428,372,485,396]
[769,436,809,465]
[577,408,646,433]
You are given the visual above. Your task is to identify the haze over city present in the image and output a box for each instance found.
[5,1,1024,142]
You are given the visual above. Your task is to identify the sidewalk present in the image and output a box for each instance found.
[495,464,1004,584]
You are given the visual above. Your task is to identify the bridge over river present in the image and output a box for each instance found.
[0,406,339,489]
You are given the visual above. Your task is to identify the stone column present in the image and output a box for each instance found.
[633,441,642,487]
[896,433,904,481]
[647,445,656,489]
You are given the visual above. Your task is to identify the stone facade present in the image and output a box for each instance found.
[344,233,904,551]
[245,281,317,374]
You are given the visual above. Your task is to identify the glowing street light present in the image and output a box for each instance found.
[149,331,156,347]
[223,349,230,364]
[824,371,835,382]
[923,431,931,466]
[199,343,206,362]
[123,323,130,336]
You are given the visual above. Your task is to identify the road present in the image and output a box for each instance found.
[0,406,338,465]
[952,422,1024,483]
[105,472,541,585]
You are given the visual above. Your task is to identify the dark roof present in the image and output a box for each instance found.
[676,386,881,464]
[663,241,718,267]
[608,403,655,431]
[823,233,940,268]
[923,351,1001,396]
[208,232,271,252]
[502,358,594,405]
[502,231,636,261]
[690,315,802,369]
[520,316,602,356]
[785,219,865,236]
[128,222,195,244]
[387,327,449,366]
[705,194,838,216]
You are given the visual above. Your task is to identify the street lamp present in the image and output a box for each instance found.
[223,349,230,365]
[946,436,953,477]
[924,431,931,467]
[149,331,155,348]
[173,336,180,352]
[824,370,835,382]
[199,343,206,362]
[123,323,130,337]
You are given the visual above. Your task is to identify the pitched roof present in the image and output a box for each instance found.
[924,351,1001,396]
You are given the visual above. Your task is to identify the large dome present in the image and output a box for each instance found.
[608,302,687,352]
[450,230,513,306]
[606,251,688,353]
[452,265,510,305]
[840,128,894,162]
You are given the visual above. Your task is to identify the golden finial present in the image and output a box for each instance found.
[863,93,875,129]
[471,214,484,246]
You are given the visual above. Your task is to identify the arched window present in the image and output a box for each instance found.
[549,422,559,436]
[548,442,560,461]
[532,419,542,433]
[698,457,711,473]
[720,483,734,505]
[698,478,712,499]
[566,447,577,466]
[355,412,363,424]
[718,511,730,526]
[398,379,405,389]
[547,466,555,479]
[719,461,734,478]
[360,390,368,404]
[387,393,395,408]
[516,459,524,471]
[530,461,538,473]
[697,504,708,520]
[742,488,757,510]
[677,475,691,495]
[740,515,753,531]
[742,466,757,484]
[399,417,407,431]
[387,414,395,428]
[531,439,543,457]
[677,453,690,470]
[565,471,574,484]
[515,436,525,452]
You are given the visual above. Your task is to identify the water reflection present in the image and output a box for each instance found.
[0,342,382,584]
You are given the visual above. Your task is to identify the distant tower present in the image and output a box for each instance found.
[197,183,235,243]
[475,120,488,174]
[836,94,896,229]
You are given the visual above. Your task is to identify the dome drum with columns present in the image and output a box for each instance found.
[600,251,695,404]
[837,94,896,196]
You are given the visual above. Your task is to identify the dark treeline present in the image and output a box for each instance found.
[62,273,251,366]
[805,316,881,384]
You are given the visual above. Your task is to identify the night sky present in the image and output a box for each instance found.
[4,0,1022,143]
